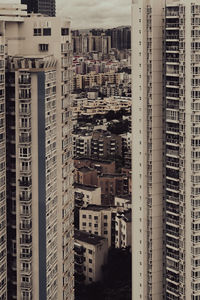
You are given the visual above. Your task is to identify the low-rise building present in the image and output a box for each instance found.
[73,132,92,157]
[75,167,98,186]
[91,130,122,159]
[79,205,116,248]
[115,209,131,249]
[74,230,108,285]
[115,195,131,210]
[74,157,116,175]
[74,183,101,208]
[98,173,129,205]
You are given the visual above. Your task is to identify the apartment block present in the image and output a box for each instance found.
[0,4,74,300]
[74,157,116,175]
[115,195,131,210]
[74,230,108,285]
[74,183,101,208]
[132,0,200,299]
[98,173,129,205]
[115,209,131,249]
[79,205,115,248]
[0,23,6,300]
[132,0,164,298]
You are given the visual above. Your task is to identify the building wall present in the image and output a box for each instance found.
[0,34,7,300]
[79,208,112,248]
[75,236,108,284]
[132,0,164,299]
[1,7,74,300]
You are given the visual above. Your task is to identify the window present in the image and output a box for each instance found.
[89,223,92,227]
[104,223,108,227]
[33,28,41,36]
[88,249,92,254]
[104,215,108,219]
[89,268,92,273]
[89,215,92,219]
[94,231,98,235]
[82,222,86,226]
[89,277,93,282]
[94,216,98,220]
[104,231,108,235]
[43,28,51,36]
[94,224,98,228]
[61,28,69,36]
[89,259,92,263]
[82,214,86,218]
[39,44,49,52]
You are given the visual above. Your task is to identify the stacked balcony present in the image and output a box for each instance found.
[165,5,180,299]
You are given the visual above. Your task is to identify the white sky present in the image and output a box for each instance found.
[4,0,131,29]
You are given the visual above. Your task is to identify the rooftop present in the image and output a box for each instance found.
[115,194,132,201]
[74,156,114,164]
[75,229,106,245]
[77,167,95,173]
[81,204,112,211]
[74,183,98,191]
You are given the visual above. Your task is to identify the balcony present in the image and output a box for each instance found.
[19,179,32,187]
[166,137,179,145]
[19,135,31,143]
[166,183,179,192]
[166,45,179,52]
[166,92,179,99]
[166,81,179,88]
[166,34,179,41]
[166,23,179,29]
[166,149,179,157]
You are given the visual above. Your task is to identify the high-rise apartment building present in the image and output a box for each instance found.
[132,0,164,299]
[21,0,56,16]
[0,4,74,300]
[132,0,200,299]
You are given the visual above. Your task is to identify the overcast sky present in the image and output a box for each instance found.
[5,0,131,29]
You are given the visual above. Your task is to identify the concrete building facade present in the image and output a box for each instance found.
[132,0,200,299]
[0,4,74,300]
[74,230,108,285]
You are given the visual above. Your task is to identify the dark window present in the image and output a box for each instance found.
[94,216,98,220]
[104,223,108,227]
[89,259,92,263]
[104,231,108,234]
[89,268,92,273]
[43,28,51,36]
[61,28,69,36]
[88,249,92,254]
[82,222,86,226]
[82,214,86,218]
[94,231,98,235]
[94,224,98,228]
[104,215,108,219]
[33,28,41,36]
[39,44,49,52]
[89,277,92,282]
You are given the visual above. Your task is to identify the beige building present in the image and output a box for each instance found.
[115,195,131,210]
[132,0,164,299]
[115,209,131,249]
[74,183,101,208]
[79,205,115,248]
[132,0,200,299]
[74,230,108,285]
[0,21,6,300]
[0,4,74,300]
